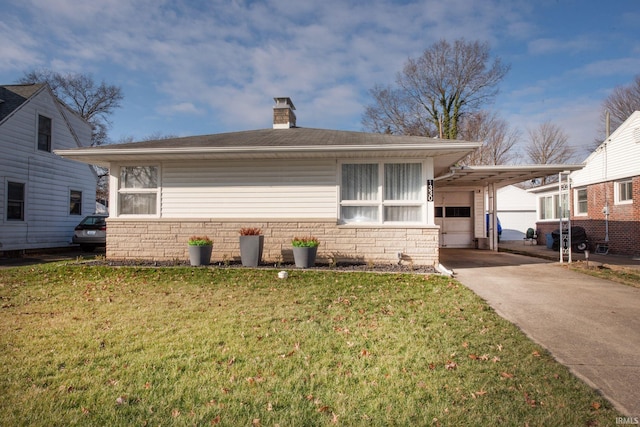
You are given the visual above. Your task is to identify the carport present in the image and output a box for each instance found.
[434,164,584,251]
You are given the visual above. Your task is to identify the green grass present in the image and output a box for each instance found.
[567,262,640,289]
[0,264,619,426]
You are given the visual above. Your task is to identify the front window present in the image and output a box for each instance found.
[340,162,423,223]
[70,190,82,215]
[575,189,587,215]
[616,180,633,204]
[7,182,25,220]
[38,115,52,152]
[118,166,159,215]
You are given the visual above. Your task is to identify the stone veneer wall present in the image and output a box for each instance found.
[105,219,440,266]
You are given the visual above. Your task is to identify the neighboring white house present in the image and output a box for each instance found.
[0,83,98,252]
[57,97,580,266]
[530,111,640,256]
[496,185,537,241]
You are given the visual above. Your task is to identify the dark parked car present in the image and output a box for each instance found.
[73,215,107,252]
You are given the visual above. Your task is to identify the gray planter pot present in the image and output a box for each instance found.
[239,235,264,267]
[292,246,318,268]
[189,245,212,266]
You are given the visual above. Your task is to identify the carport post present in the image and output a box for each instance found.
[489,183,498,251]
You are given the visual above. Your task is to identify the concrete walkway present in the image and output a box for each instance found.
[440,248,640,417]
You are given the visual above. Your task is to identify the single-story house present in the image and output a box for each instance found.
[0,83,97,253]
[530,111,640,256]
[57,98,582,266]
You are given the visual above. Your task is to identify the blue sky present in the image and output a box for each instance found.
[1,0,639,160]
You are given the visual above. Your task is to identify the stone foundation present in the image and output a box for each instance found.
[105,219,440,266]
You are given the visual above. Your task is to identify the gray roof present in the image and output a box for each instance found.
[56,127,482,177]
[0,84,45,122]
[89,127,474,150]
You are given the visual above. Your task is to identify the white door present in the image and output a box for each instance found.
[435,191,474,248]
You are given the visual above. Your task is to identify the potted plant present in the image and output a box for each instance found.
[188,236,213,266]
[239,227,264,267]
[291,236,320,268]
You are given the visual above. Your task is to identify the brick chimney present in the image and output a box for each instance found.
[273,97,296,129]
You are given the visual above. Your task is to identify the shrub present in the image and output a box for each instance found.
[188,236,213,246]
[291,236,320,247]
[239,227,262,236]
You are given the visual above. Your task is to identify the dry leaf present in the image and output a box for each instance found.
[211,415,221,425]
[501,372,514,378]
[591,402,601,410]
[317,405,331,413]
[360,349,370,357]
[524,392,536,407]
[468,354,478,360]
[252,418,260,426]
[532,350,541,357]
[172,409,181,417]
[445,361,458,370]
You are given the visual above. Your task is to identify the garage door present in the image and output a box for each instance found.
[435,191,474,248]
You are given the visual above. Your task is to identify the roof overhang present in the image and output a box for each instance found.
[435,164,585,188]
[54,128,481,176]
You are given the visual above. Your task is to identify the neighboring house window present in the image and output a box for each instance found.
[340,162,423,223]
[539,195,554,220]
[7,182,25,220]
[615,180,633,204]
[118,166,159,215]
[37,115,52,152]
[70,190,82,215]
[575,189,588,215]
[539,193,570,220]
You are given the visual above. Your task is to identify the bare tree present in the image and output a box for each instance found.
[525,121,575,184]
[96,133,179,204]
[18,69,123,146]
[458,111,520,165]
[363,39,510,139]
[595,74,640,144]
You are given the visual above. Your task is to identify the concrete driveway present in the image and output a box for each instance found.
[440,248,640,417]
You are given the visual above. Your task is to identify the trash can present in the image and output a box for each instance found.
[546,233,553,249]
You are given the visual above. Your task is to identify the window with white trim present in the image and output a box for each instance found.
[340,162,423,223]
[575,188,587,215]
[118,166,159,215]
[70,190,82,215]
[538,193,568,220]
[7,181,25,220]
[615,180,633,204]
[37,114,52,152]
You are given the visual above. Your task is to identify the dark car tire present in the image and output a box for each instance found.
[575,242,588,252]
[80,245,96,252]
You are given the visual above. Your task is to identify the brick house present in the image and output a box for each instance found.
[532,111,640,256]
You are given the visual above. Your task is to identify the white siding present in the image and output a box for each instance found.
[0,88,97,251]
[160,159,338,218]
[497,185,537,240]
[572,111,640,186]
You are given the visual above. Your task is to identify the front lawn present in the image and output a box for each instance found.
[0,264,618,426]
